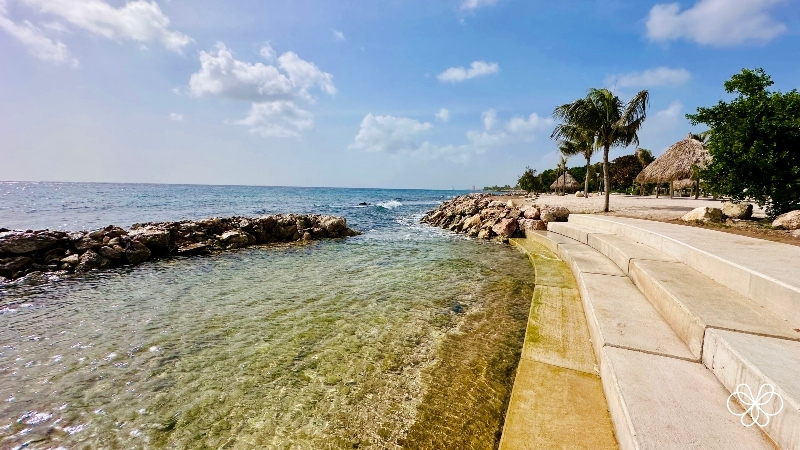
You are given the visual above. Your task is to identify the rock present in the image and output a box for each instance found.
[477,229,491,240]
[0,256,34,277]
[772,210,800,230]
[128,228,171,253]
[542,206,570,221]
[540,209,556,223]
[681,207,724,223]
[464,214,482,229]
[506,200,517,208]
[176,243,210,256]
[522,207,540,220]
[721,202,753,220]
[302,232,313,241]
[76,249,111,272]
[219,230,252,249]
[488,200,505,208]
[98,245,122,260]
[575,191,585,197]
[125,241,152,265]
[88,229,106,240]
[0,231,58,254]
[74,237,103,251]
[320,216,347,234]
[792,230,800,239]
[491,218,518,237]
[519,219,547,234]
[61,254,80,265]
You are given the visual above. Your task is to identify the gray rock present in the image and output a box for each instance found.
[0,232,58,254]
[75,237,103,251]
[320,216,347,234]
[219,230,253,249]
[681,207,724,223]
[128,228,171,253]
[76,250,111,272]
[0,256,34,277]
[772,210,800,230]
[98,245,122,259]
[721,202,753,220]
[125,241,151,265]
[61,254,80,265]
[176,243,210,256]
[542,206,570,221]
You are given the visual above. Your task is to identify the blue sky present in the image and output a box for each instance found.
[2,0,799,189]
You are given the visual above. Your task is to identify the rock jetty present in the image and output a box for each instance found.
[0,214,360,281]
[421,193,569,241]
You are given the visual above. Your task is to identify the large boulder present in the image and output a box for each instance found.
[491,218,518,237]
[320,216,347,234]
[125,241,152,265]
[128,228,171,253]
[76,249,111,272]
[219,230,253,249]
[545,206,570,221]
[74,236,103,251]
[0,256,34,278]
[464,214,482,229]
[0,232,58,254]
[519,219,547,235]
[522,207,540,220]
[681,207,724,223]
[772,210,800,230]
[721,202,753,220]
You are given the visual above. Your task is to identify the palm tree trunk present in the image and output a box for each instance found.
[584,156,590,198]
[603,144,610,212]
[694,179,700,199]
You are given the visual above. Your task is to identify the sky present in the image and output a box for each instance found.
[1,0,799,189]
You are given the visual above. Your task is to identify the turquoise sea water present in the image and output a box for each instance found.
[0,182,534,449]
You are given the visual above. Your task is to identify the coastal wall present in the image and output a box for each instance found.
[0,214,359,281]
[421,193,570,241]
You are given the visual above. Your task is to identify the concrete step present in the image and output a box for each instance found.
[704,329,800,450]
[602,346,775,449]
[547,222,610,244]
[567,214,800,328]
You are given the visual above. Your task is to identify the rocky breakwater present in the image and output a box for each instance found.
[0,214,360,281]
[421,193,570,242]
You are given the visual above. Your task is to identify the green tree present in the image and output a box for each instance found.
[687,68,800,217]
[635,148,655,167]
[552,88,649,211]
[558,131,596,196]
[609,154,644,192]
[517,166,541,193]
[539,169,558,191]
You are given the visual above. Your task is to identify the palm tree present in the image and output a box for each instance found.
[558,132,596,197]
[552,88,649,212]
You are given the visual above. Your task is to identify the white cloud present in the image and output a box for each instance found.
[20,0,192,52]
[0,11,77,66]
[604,67,690,89]
[188,43,335,138]
[435,108,450,122]
[646,0,786,46]
[231,101,313,138]
[482,108,497,130]
[260,42,276,61]
[332,29,345,41]
[636,100,687,156]
[169,112,183,121]
[189,43,294,100]
[277,51,336,96]
[437,60,499,83]
[656,100,683,120]
[461,0,499,10]
[505,112,554,134]
[349,114,433,153]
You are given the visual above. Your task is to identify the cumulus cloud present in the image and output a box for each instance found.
[189,43,335,138]
[0,9,77,66]
[646,0,786,46]
[349,114,433,153]
[332,29,345,41]
[482,108,497,130]
[231,101,314,138]
[437,60,499,83]
[20,0,192,52]
[169,112,183,121]
[435,108,450,122]
[349,108,552,163]
[461,0,499,10]
[605,67,691,89]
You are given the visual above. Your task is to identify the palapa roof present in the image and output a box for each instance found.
[636,133,711,184]
[672,178,696,189]
[550,172,580,190]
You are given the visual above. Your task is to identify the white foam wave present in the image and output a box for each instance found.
[376,200,402,209]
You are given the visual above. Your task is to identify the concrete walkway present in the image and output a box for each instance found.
[529,216,800,449]
[499,239,617,449]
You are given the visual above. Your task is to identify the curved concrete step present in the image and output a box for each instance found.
[567,214,800,328]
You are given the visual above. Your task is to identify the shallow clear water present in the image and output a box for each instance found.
[0,183,534,449]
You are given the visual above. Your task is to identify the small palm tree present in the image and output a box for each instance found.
[558,132,595,197]
[552,88,649,212]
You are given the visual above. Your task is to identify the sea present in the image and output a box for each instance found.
[0,182,534,450]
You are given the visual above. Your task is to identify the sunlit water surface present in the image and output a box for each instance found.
[0,183,533,449]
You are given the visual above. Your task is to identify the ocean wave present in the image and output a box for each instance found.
[376,200,402,209]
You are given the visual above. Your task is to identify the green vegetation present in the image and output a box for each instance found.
[517,167,541,193]
[552,88,649,211]
[556,129,596,195]
[483,185,514,192]
[688,68,800,217]
[609,154,645,193]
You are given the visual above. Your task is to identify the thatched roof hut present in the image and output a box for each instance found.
[550,172,580,192]
[672,178,695,190]
[636,133,711,185]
